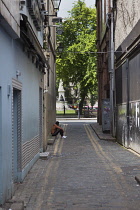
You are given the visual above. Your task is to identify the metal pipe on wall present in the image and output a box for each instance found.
[110,0,115,137]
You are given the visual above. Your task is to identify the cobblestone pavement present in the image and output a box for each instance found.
[3,121,140,210]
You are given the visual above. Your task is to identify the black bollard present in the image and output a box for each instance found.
[64,105,65,115]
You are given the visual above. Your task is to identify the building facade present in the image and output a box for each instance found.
[96,0,140,154]
[96,0,111,126]
[0,0,59,204]
[115,0,140,153]
[43,0,59,151]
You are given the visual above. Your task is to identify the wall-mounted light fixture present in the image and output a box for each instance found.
[16,71,21,77]
[44,0,61,17]
[52,0,61,10]
[52,17,62,23]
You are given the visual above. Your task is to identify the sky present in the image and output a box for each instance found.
[58,0,96,19]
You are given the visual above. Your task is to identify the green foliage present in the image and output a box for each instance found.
[56,0,97,108]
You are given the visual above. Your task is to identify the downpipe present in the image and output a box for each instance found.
[110,1,116,137]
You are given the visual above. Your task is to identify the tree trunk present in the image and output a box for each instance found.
[79,96,85,115]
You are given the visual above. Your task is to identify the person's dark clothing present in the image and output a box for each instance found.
[52,128,63,137]
[51,123,64,137]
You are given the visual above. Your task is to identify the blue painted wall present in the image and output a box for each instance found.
[0,86,2,203]
[0,25,44,204]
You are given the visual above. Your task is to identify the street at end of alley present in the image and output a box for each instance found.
[2,119,140,210]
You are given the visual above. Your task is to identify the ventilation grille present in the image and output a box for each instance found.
[22,135,40,169]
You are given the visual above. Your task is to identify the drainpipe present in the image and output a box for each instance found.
[110,0,115,137]
[126,58,130,148]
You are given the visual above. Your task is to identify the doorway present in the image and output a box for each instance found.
[13,88,22,182]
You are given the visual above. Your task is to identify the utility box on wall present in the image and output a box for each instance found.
[102,99,110,132]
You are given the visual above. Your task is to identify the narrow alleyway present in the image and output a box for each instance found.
[4,120,140,210]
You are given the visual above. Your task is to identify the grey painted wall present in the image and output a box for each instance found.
[115,0,140,50]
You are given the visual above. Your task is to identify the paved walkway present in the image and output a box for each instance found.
[2,121,140,210]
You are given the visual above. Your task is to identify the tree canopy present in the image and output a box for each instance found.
[56,0,97,109]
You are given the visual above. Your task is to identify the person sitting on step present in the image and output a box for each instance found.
[51,121,67,138]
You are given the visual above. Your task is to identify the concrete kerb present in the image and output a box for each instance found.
[56,118,97,120]
[47,135,56,145]
[90,123,116,142]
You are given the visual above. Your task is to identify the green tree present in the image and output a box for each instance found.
[56,0,97,113]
